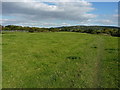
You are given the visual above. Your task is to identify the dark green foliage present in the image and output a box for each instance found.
[66,56,81,60]
[28,29,34,33]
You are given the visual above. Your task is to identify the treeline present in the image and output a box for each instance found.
[59,26,120,37]
[1,25,50,32]
[0,25,120,37]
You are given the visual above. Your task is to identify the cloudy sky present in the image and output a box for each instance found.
[1,0,118,27]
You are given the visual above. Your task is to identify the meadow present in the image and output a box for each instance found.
[2,31,119,88]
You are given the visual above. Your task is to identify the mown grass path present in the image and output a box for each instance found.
[93,36,104,88]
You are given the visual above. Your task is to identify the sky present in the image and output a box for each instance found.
[0,0,119,27]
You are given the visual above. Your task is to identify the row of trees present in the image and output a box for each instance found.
[60,26,119,37]
[1,25,60,32]
[0,25,120,37]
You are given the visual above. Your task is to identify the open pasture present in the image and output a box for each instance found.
[2,32,119,88]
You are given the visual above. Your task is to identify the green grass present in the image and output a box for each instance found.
[2,32,119,88]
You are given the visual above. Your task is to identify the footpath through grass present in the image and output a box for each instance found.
[2,32,119,88]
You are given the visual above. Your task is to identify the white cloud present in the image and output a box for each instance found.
[91,14,118,26]
[2,0,97,27]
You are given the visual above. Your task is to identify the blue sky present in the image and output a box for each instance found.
[91,2,118,15]
[1,0,118,27]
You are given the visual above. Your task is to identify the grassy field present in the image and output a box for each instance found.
[2,32,119,88]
